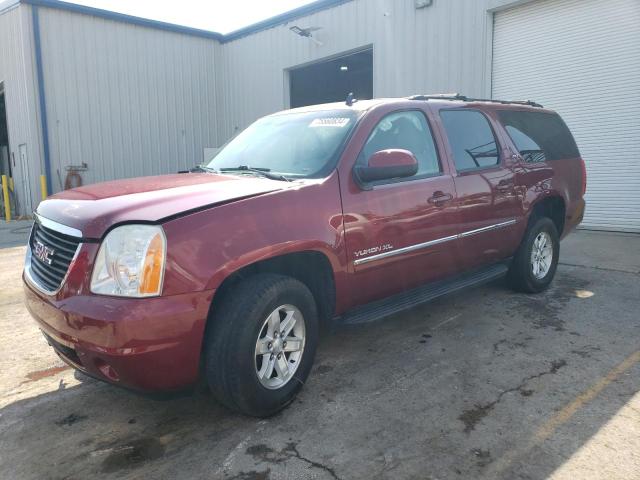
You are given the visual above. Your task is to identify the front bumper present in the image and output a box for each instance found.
[23,279,215,392]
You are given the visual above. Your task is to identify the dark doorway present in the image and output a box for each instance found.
[289,48,373,108]
[0,86,11,178]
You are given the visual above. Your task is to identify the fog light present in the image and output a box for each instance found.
[95,359,120,382]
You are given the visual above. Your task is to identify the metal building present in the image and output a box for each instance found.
[0,0,222,216]
[0,0,638,232]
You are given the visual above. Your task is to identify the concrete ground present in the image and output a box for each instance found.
[0,219,32,248]
[1,230,639,480]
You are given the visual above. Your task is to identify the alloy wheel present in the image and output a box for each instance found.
[531,231,553,279]
[254,304,306,390]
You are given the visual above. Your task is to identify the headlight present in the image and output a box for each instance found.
[90,224,166,297]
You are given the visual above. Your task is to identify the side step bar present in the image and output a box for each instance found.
[337,262,509,326]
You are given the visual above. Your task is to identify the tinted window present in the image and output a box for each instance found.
[498,110,580,161]
[440,110,499,171]
[358,111,440,178]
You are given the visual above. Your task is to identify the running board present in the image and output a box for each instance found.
[337,263,509,326]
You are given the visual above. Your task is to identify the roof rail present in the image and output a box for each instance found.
[408,93,543,108]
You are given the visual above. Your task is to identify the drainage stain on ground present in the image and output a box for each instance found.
[100,437,166,473]
[245,444,286,464]
[472,448,492,467]
[315,365,334,375]
[419,333,433,344]
[227,470,271,480]
[55,413,88,427]
[22,365,71,384]
[246,443,341,480]
[514,274,591,332]
[459,359,567,433]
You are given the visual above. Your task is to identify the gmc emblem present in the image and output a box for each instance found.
[34,240,55,265]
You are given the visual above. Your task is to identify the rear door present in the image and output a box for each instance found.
[433,106,523,270]
[338,106,461,307]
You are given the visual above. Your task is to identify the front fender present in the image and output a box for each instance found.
[159,173,348,298]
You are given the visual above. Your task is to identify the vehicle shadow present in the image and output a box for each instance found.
[1,266,639,480]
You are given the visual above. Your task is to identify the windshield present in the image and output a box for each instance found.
[206,110,359,179]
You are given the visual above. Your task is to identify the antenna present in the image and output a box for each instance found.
[345,92,357,106]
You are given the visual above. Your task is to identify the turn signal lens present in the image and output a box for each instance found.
[140,233,164,295]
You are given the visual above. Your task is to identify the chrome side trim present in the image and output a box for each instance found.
[458,219,517,238]
[353,235,458,266]
[35,212,83,238]
[353,219,517,266]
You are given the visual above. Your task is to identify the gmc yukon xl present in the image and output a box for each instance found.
[23,94,586,416]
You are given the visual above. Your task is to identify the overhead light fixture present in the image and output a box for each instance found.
[340,65,348,72]
[415,0,434,8]
[289,25,324,46]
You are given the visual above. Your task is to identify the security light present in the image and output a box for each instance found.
[415,0,434,8]
[289,25,323,46]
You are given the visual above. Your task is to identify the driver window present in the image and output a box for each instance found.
[358,111,441,177]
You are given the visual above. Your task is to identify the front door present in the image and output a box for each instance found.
[339,107,461,307]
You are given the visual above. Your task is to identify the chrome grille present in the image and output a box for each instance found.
[27,220,81,293]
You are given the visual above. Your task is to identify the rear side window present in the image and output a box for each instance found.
[497,110,580,162]
[358,110,440,178]
[440,110,499,171]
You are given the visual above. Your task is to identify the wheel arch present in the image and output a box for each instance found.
[205,249,337,331]
[526,195,566,237]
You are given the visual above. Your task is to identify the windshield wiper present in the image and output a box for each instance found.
[220,166,291,182]
[190,164,218,173]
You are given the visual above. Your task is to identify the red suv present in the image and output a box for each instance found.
[24,94,586,416]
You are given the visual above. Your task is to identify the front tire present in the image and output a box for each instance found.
[508,217,560,293]
[204,274,318,417]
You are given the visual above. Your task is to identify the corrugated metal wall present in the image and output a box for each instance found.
[217,0,493,141]
[37,6,222,190]
[1,0,496,206]
[0,3,44,215]
[493,0,640,232]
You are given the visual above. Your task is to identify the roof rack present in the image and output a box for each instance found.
[407,93,543,108]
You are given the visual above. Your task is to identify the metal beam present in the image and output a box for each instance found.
[31,5,52,196]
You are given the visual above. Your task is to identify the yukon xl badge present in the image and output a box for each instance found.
[354,243,394,259]
[34,240,55,265]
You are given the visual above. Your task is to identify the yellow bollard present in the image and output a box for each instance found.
[1,175,10,222]
[40,175,48,200]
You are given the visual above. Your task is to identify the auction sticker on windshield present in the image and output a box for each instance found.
[309,118,351,128]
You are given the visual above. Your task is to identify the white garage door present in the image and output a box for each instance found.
[492,0,640,232]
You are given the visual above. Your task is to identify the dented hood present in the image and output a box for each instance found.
[36,173,284,238]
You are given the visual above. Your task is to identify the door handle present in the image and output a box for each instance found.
[496,179,513,191]
[428,191,453,206]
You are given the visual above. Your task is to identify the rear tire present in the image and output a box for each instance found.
[204,274,318,417]
[508,217,559,293]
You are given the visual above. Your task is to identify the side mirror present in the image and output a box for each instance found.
[354,149,418,187]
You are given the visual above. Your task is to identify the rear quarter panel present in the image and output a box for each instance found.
[488,107,585,239]
[521,157,585,238]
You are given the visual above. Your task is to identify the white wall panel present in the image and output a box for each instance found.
[493,0,640,232]
[5,0,637,233]
[0,4,44,215]
[217,0,493,141]
[37,7,221,190]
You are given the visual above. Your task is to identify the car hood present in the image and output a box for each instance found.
[36,173,286,238]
